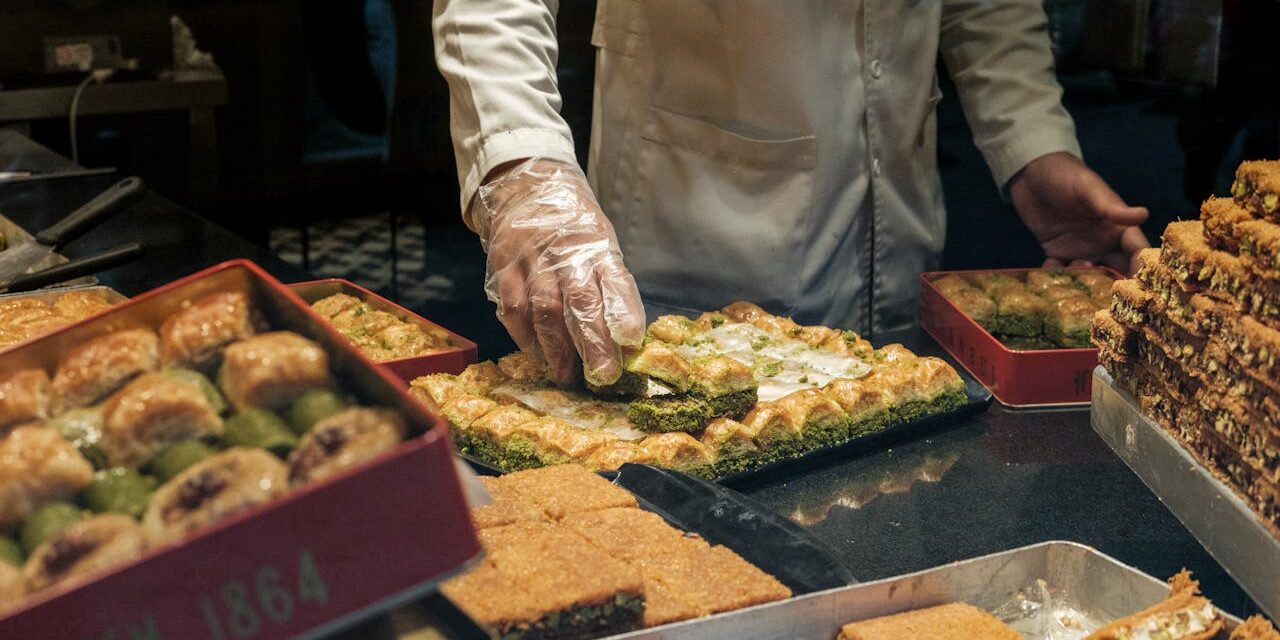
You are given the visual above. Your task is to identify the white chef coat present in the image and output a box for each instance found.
[433,0,1082,333]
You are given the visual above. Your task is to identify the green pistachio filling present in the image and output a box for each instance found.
[990,313,1043,338]
[626,396,714,434]
[1110,299,1147,326]
[624,388,757,434]
[494,592,644,640]
[587,370,649,397]
[455,431,542,472]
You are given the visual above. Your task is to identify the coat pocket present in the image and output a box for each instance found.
[591,0,643,57]
[615,106,817,315]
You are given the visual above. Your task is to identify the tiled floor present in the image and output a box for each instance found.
[271,213,465,303]
[269,215,516,359]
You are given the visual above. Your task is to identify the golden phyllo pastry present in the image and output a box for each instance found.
[497,463,636,519]
[50,290,113,320]
[22,514,147,594]
[462,521,645,638]
[219,332,331,410]
[423,301,964,478]
[1025,269,1074,292]
[1201,196,1255,252]
[446,466,792,636]
[838,602,1021,640]
[558,507,689,562]
[99,372,224,467]
[0,290,114,349]
[1232,159,1280,216]
[469,476,548,530]
[159,291,258,370]
[50,328,159,414]
[142,447,287,546]
[309,293,453,362]
[0,426,94,530]
[1082,570,1221,640]
[1231,615,1280,640]
[287,408,406,486]
[0,368,50,432]
[0,562,21,612]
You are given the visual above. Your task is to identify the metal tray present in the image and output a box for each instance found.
[0,283,126,304]
[1091,366,1280,619]
[288,279,477,382]
[0,212,95,288]
[0,284,128,353]
[461,363,991,486]
[604,541,1243,639]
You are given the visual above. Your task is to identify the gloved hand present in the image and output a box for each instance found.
[473,158,646,386]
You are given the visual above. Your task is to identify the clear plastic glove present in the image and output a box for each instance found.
[474,158,646,386]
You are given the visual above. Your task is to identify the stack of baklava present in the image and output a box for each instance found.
[1093,159,1280,534]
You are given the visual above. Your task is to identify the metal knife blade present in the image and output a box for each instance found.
[0,241,53,286]
[0,176,143,286]
[1,242,144,294]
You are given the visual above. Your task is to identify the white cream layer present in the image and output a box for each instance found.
[675,323,871,401]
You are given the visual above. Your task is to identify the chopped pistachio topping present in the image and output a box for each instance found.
[674,324,871,401]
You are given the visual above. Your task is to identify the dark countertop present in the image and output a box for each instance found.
[0,138,1261,624]
[0,171,307,294]
[741,406,1256,612]
[1,129,78,175]
[735,331,1259,618]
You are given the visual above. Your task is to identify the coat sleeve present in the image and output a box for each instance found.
[939,0,1083,190]
[433,0,580,227]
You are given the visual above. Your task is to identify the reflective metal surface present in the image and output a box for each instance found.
[0,212,93,287]
[1091,367,1280,619]
[605,541,1240,639]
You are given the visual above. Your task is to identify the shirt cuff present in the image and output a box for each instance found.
[986,129,1083,195]
[460,127,580,229]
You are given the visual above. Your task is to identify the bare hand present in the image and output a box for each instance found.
[1009,152,1150,274]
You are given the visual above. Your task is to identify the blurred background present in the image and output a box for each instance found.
[0,0,1276,357]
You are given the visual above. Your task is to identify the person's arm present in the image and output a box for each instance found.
[433,1,645,385]
[432,0,578,224]
[939,0,1079,188]
[940,1,1149,273]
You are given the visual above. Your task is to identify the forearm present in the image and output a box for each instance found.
[940,0,1082,189]
[432,0,580,228]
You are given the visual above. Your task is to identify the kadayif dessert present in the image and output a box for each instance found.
[441,464,791,638]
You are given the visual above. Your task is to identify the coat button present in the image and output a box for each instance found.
[870,59,883,79]
[872,157,881,176]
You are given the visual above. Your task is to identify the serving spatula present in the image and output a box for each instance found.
[0,176,144,288]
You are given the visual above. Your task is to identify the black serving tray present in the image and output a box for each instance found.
[461,328,992,486]
[712,364,990,487]
[613,463,854,594]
